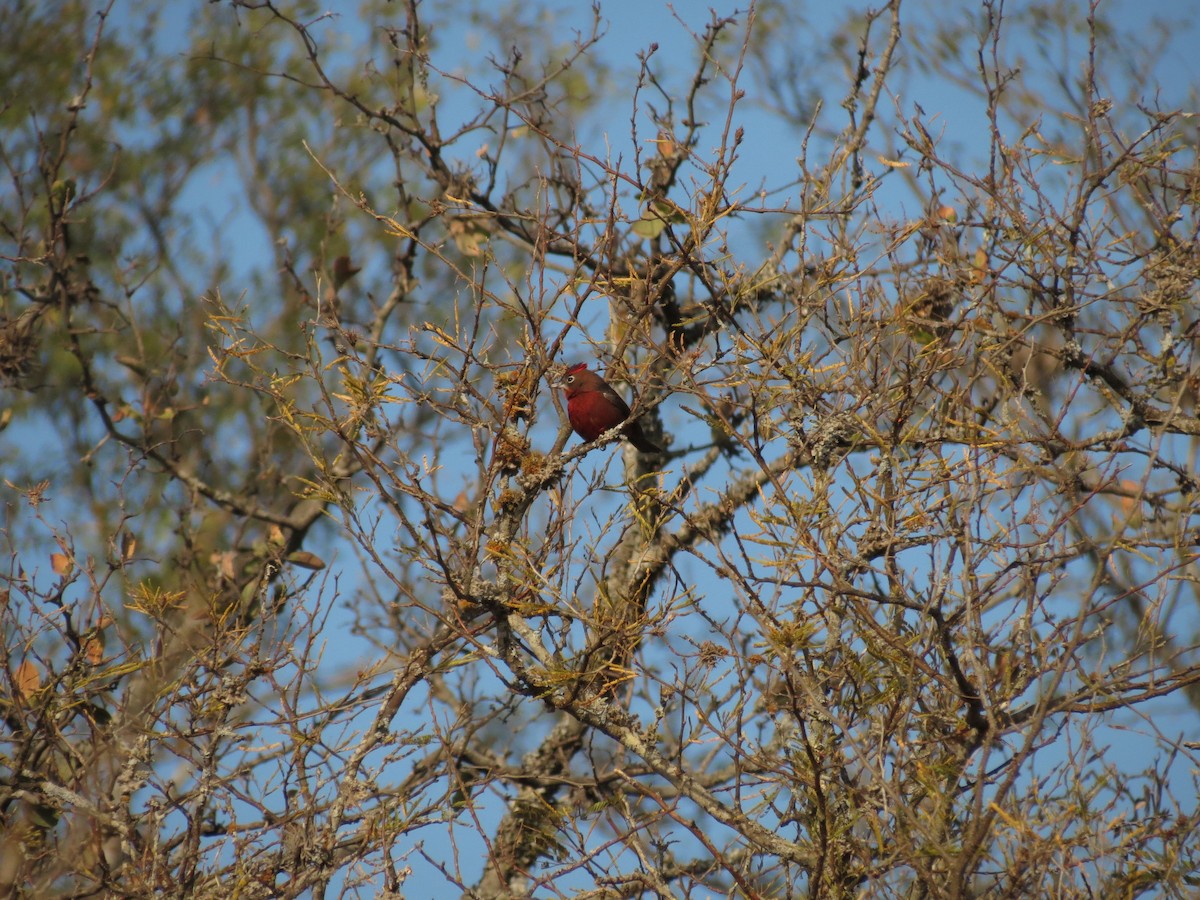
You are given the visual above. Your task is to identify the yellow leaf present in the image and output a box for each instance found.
[632,216,666,239]
[51,553,72,576]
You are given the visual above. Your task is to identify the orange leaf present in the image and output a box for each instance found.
[82,632,106,665]
[970,246,989,284]
[15,659,40,700]
[51,553,72,576]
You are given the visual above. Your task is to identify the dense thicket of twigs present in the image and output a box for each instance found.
[3,0,1199,896]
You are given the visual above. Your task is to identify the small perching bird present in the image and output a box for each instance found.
[558,363,662,454]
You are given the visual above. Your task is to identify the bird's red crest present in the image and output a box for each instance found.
[566,363,588,374]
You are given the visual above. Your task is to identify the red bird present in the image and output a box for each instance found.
[559,363,662,454]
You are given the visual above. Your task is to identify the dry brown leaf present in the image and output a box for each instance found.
[15,659,41,700]
[82,632,106,665]
[210,550,238,581]
[970,246,989,284]
[286,551,326,571]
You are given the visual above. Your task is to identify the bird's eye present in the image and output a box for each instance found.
[565,375,575,384]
